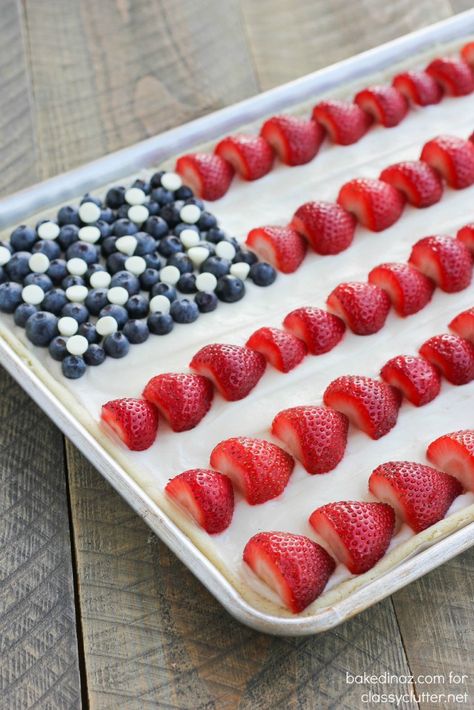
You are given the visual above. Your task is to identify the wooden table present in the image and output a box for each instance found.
[1,1,473,707]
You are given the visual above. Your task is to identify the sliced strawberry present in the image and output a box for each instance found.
[426,57,474,96]
[243,531,335,612]
[101,397,159,451]
[369,461,462,532]
[420,135,474,189]
[354,85,408,127]
[189,343,266,401]
[165,469,234,534]
[311,100,372,145]
[419,334,474,385]
[283,306,345,355]
[210,437,294,504]
[408,235,472,293]
[380,354,441,406]
[337,178,405,232]
[214,134,274,180]
[142,372,213,432]
[271,405,349,474]
[291,201,356,255]
[246,225,307,274]
[246,326,307,373]
[368,262,435,317]
[379,161,443,208]
[461,42,474,68]
[449,307,474,343]
[327,281,391,335]
[323,375,401,440]
[175,153,234,201]
[427,430,474,491]
[392,70,443,106]
[309,501,395,574]
[260,114,324,166]
[456,224,474,254]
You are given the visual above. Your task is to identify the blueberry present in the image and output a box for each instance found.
[84,344,106,366]
[170,298,199,324]
[42,288,68,315]
[62,355,87,379]
[78,321,99,344]
[61,302,89,324]
[105,185,126,209]
[144,215,169,239]
[103,332,130,358]
[58,224,80,250]
[185,197,205,210]
[146,201,161,216]
[86,264,106,282]
[126,294,149,319]
[101,236,118,256]
[123,319,149,344]
[14,302,38,327]
[174,185,193,201]
[134,232,158,256]
[66,241,99,265]
[177,273,197,293]
[99,207,115,224]
[167,252,193,274]
[116,204,131,219]
[106,252,127,274]
[57,205,80,227]
[96,219,113,238]
[32,240,61,260]
[131,178,150,194]
[85,288,109,315]
[198,213,219,232]
[199,240,216,255]
[0,282,23,312]
[206,227,227,244]
[160,201,184,227]
[112,218,138,237]
[110,270,140,296]
[215,275,245,303]
[150,186,174,206]
[143,251,162,270]
[173,222,199,237]
[200,255,230,278]
[47,259,68,284]
[151,282,177,301]
[195,291,218,313]
[24,273,53,292]
[25,311,58,346]
[10,225,37,251]
[0,267,5,285]
[5,252,31,282]
[139,268,160,291]
[49,336,68,361]
[149,170,166,189]
[80,193,102,207]
[99,304,128,328]
[62,275,86,290]
[233,249,258,266]
[147,312,174,335]
[249,262,277,286]
[157,235,181,258]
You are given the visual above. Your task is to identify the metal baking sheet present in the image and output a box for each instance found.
[1,11,474,635]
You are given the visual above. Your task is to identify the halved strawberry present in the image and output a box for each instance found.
[426,57,474,96]
[311,100,372,145]
[392,70,443,106]
[246,326,307,372]
[419,334,474,385]
[379,161,443,208]
[283,306,345,355]
[210,437,294,504]
[165,469,234,534]
[309,501,395,574]
[101,397,159,451]
[175,153,234,200]
[369,461,462,532]
[243,531,335,613]
[189,343,266,401]
[427,430,474,491]
[291,201,356,255]
[271,405,349,474]
[246,225,307,274]
[408,235,472,293]
[420,135,474,189]
[214,134,274,180]
[142,372,213,432]
[456,224,474,254]
[327,281,391,335]
[260,114,324,166]
[368,262,435,317]
[323,375,401,440]
[337,178,405,232]
[461,42,474,68]
[449,307,474,343]
[380,354,441,406]
[354,85,408,127]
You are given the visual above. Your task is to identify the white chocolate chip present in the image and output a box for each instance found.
[149,294,171,314]
[58,316,79,337]
[116,235,137,256]
[96,315,118,336]
[125,187,146,205]
[78,201,101,224]
[22,284,45,305]
[179,204,201,224]
[160,172,182,191]
[89,270,111,289]
[66,334,89,356]
[215,240,236,260]
[37,221,60,240]
[107,286,129,306]
[195,272,217,293]
[0,246,11,266]
[79,225,101,244]
[67,257,88,276]
[159,265,180,285]
[230,262,250,280]
[125,255,147,276]
[187,246,209,267]
[28,252,50,273]
[128,204,149,224]
[180,229,200,249]
[66,285,89,302]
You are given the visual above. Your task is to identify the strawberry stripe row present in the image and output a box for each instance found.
[174,44,474,201]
